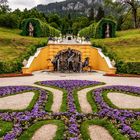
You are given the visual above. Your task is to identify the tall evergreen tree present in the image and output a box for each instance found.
[96,6,105,21]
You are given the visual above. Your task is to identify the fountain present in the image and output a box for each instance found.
[51,48,90,72]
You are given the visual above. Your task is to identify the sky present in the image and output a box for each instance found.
[8,0,64,11]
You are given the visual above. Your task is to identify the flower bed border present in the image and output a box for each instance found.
[81,119,128,140]
[35,82,67,112]
[132,120,140,132]
[0,121,13,138]
[0,73,33,78]
[18,120,65,140]
[104,74,140,78]
[73,84,105,113]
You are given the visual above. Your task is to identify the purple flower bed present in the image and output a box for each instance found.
[0,81,140,140]
[38,80,102,139]
[93,85,140,139]
[0,86,48,140]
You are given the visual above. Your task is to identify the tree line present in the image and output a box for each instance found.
[0,0,140,35]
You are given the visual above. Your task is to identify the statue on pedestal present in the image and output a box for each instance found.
[29,22,34,37]
[22,59,28,67]
[105,24,110,38]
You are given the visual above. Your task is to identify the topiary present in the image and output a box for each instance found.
[21,18,60,37]
[95,18,117,39]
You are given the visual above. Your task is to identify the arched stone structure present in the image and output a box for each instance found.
[95,18,116,39]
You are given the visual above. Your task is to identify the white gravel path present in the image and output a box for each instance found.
[77,85,107,113]
[89,125,113,140]
[34,85,63,112]
[108,92,140,109]
[32,124,57,140]
[0,72,140,87]
[0,92,34,110]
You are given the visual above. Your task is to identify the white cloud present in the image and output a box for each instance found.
[8,0,64,11]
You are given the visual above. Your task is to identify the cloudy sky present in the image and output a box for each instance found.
[8,0,64,11]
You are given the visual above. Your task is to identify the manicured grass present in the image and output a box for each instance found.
[0,91,39,112]
[81,119,128,140]
[0,121,13,138]
[45,90,53,112]
[87,91,98,112]
[132,120,140,132]
[73,89,82,112]
[91,29,140,62]
[18,120,65,140]
[102,90,140,111]
[60,90,67,112]
[0,27,47,61]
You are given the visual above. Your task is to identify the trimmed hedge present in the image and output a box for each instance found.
[92,42,140,74]
[79,18,117,39]
[21,18,60,37]
[78,23,96,38]
[0,40,48,74]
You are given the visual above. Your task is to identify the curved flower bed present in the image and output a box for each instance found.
[0,86,49,140]
[0,81,140,140]
[37,80,102,139]
[93,85,140,139]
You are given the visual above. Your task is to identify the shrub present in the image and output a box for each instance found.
[79,23,96,38]
[92,42,140,74]
[0,13,19,28]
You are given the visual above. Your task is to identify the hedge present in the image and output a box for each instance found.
[21,18,60,37]
[0,40,48,74]
[78,18,117,39]
[92,42,140,74]
[78,23,96,38]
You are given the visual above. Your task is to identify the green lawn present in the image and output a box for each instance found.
[0,27,47,61]
[91,29,140,62]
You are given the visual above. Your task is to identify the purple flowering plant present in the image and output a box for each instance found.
[0,81,140,140]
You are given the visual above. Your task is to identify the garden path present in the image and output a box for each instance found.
[32,124,57,140]
[89,125,113,140]
[0,72,139,87]
[108,92,140,109]
[0,92,34,110]
[77,85,107,113]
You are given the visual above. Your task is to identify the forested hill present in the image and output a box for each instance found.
[35,0,103,16]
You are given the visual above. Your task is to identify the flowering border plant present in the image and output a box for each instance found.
[0,81,140,140]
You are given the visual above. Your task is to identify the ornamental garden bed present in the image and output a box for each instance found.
[104,74,140,78]
[0,73,33,78]
[0,80,140,140]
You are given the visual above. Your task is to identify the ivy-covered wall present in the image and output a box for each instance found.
[21,18,61,37]
[78,18,117,39]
